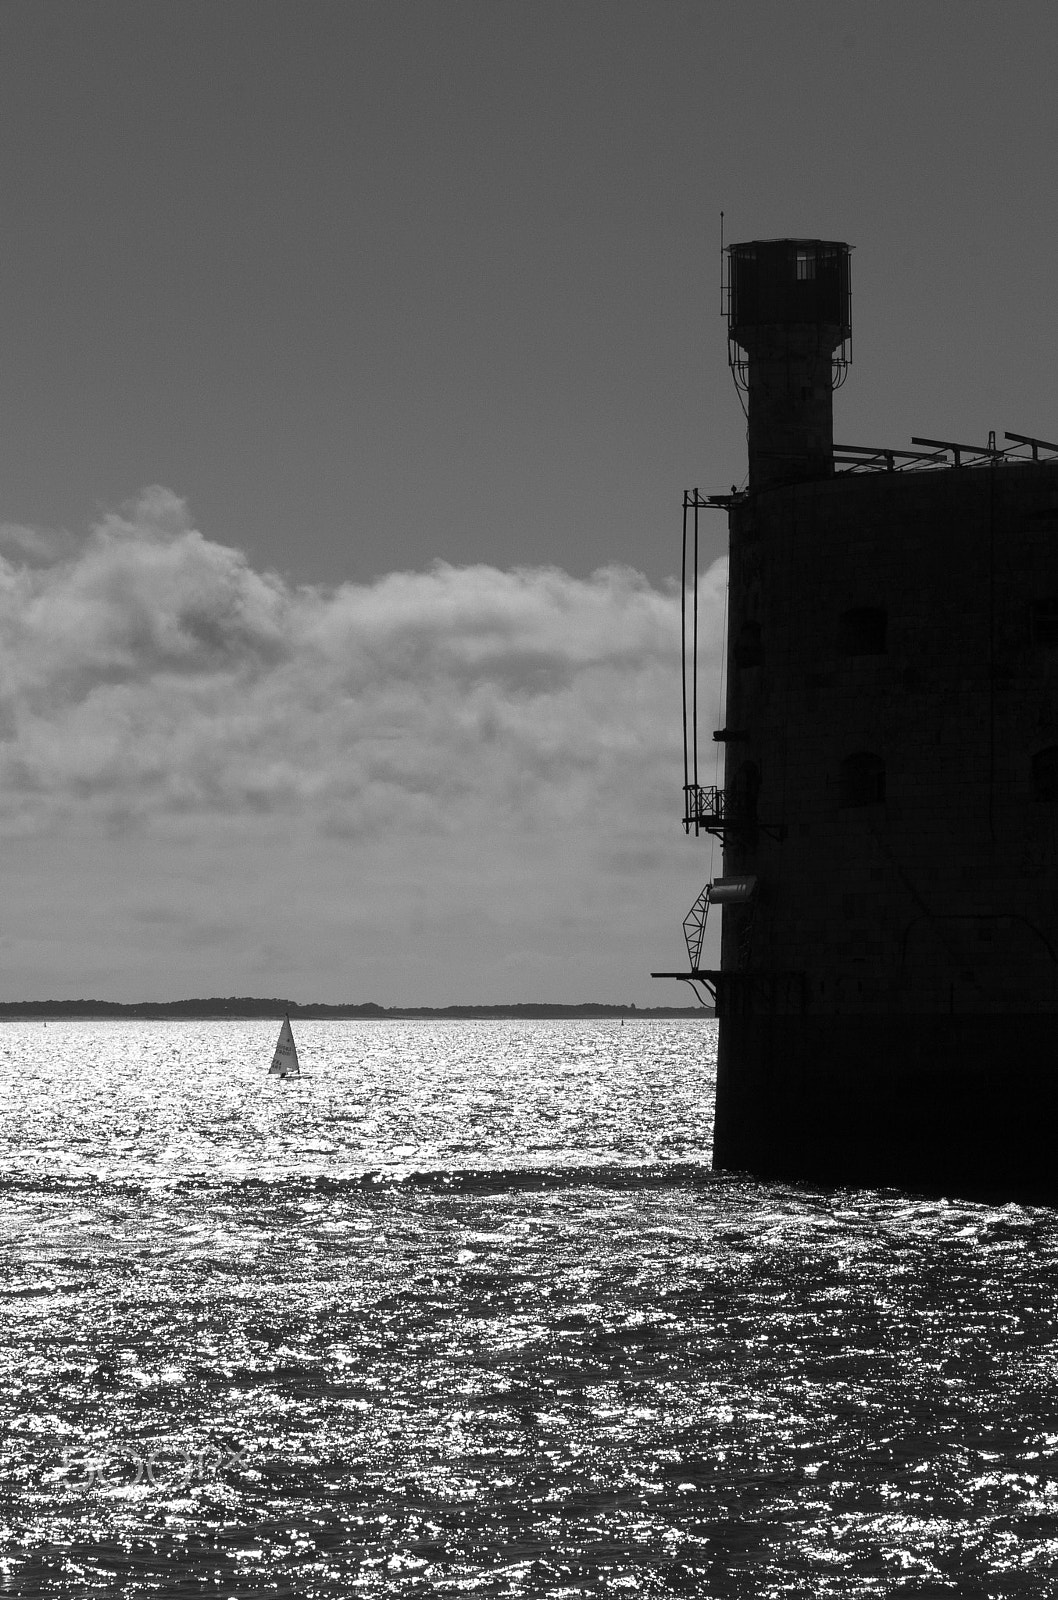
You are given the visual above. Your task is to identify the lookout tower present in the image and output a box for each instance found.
[726,239,851,491]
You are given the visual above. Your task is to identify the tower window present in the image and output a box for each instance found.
[1032,746,1058,802]
[730,760,761,823]
[839,751,886,808]
[838,607,887,656]
[795,250,816,281]
[1031,599,1058,648]
[733,619,762,668]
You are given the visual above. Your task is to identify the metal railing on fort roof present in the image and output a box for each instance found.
[834,432,1058,474]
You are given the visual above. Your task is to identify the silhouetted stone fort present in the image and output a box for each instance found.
[662,238,1058,1202]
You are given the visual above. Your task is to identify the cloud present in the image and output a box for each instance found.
[0,491,729,1000]
[0,521,76,565]
[0,488,724,836]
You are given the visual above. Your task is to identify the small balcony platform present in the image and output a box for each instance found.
[683,784,786,842]
[651,968,807,1015]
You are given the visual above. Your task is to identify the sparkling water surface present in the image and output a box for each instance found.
[2,1018,1058,1596]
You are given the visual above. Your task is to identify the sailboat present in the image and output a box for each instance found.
[268,1016,300,1079]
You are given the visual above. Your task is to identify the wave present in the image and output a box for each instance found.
[0,1158,720,1199]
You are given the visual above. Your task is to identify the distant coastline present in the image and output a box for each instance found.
[0,997,713,1020]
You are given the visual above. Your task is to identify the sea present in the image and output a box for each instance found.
[1,1018,1057,1598]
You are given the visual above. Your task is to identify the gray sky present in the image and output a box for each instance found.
[0,0,1055,1003]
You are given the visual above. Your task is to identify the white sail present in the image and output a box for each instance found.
[268,1016,300,1078]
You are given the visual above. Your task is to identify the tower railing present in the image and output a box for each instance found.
[683,783,725,835]
[683,783,786,843]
